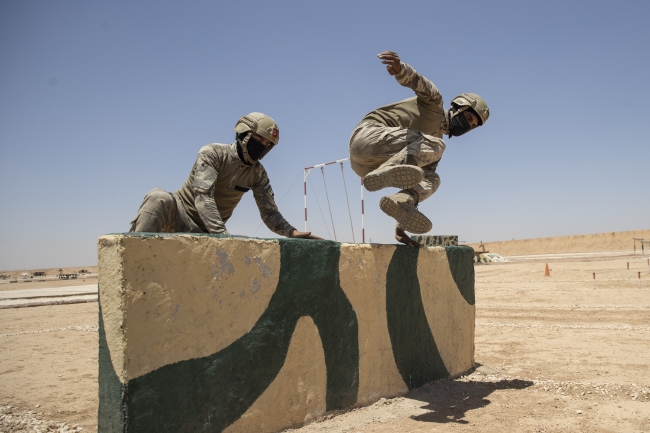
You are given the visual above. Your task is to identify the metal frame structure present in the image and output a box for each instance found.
[303,158,365,243]
[634,238,649,254]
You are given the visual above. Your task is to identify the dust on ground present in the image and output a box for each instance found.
[1,253,649,432]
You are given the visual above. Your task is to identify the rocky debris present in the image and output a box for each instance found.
[477,321,650,332]
[458,368,650,402]
[531,379,649,401]
[0,405,84,432]
[473,364,501,375]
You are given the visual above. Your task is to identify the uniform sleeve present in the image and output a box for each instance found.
[252,168,296,238]
[394,61,443,106]
[192,149,228,234]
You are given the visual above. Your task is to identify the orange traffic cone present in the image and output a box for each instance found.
[544,263,550,277]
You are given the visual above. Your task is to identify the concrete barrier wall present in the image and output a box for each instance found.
[97,234,475,433]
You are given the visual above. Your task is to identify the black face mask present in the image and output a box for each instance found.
[237,135,269,164]
[449,113,471,137]
[246,136,268,162]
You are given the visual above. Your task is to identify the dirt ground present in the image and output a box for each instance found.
[1,253,649,432]
[467,229,650,257]
[0,266,97,294]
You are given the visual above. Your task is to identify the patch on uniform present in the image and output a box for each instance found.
[268,186,274,197]
[272,128,278,139]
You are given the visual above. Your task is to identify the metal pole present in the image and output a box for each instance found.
[321,167,337,241]
[303,158,349,234]
[303,168,309,232]
[339,162,356,243]
[361,178,365,243]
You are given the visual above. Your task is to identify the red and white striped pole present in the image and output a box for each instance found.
[303,168,310,232]
[303,158,351,236]
[361,178,365,243]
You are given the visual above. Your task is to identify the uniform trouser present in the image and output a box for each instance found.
[348,122,442,203]
[129,188,200,233]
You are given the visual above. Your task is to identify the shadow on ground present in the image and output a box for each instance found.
[407,374,533,425]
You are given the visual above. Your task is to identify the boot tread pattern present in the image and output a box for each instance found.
[364,165,424,192]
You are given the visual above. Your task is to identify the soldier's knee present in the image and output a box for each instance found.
[131,189,175,232]
[145,188,173,206]
[350,158,371,178]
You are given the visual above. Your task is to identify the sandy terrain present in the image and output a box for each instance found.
[467,229,650,257]
[1,238,649,432]
[0,265,97,293]
[0,266,97,278]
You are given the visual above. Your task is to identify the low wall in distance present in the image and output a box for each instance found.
[98,234,475,433]
[468,229,650,257]
[411,235,458,247]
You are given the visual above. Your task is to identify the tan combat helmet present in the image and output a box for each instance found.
[234,112,280,145]
[450,93,490,126]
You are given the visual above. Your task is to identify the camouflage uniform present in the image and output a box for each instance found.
[130,143,296,237]
[349,62,450,203]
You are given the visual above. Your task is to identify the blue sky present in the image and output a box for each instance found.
[1,0,648,270]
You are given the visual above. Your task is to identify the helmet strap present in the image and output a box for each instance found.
[236,133,254,165]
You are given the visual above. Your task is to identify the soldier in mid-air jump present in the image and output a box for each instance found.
[130,112,321,240]
[349,51,490,247]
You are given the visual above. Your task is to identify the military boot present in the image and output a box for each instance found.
[379,192,432,234]
[363,164,424,192]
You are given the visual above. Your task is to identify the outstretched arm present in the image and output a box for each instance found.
[253,172,322,239]
[378,51,442,105]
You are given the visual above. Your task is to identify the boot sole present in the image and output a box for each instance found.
[363,165,424,192]
[379,196,432,234]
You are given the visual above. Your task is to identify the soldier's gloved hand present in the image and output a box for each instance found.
[378,51,401,76]
[290,230,323,240]
[395,227,422,248]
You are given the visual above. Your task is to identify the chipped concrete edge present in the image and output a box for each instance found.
[98,235,127,383]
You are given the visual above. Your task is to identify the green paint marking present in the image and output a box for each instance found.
[444,246,475,305]
[123,239,358,432]
[386,246,449,389]
[97,296,128,432]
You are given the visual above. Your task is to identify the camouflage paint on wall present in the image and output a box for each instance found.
[98,234,475,433]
